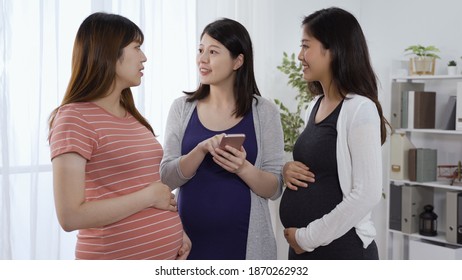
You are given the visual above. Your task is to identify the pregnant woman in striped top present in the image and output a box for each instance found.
[48,12,190,260]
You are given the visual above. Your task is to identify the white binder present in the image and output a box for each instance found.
[401,185,433,234]
[457,82,462,130]
[446,191,462,244]
[390,133,415,180]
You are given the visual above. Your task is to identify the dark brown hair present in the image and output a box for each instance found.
[303,7,389,144]
[185,18,260,117]
[48,12,153,135]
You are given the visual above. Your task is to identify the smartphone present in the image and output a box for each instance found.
[219,133,246,149]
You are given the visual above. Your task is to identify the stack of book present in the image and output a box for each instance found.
[392,82,462,131]
[401,91,436,129]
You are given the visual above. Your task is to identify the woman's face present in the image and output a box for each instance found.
[196,33,243,87]
[297,28,331,82]
[115,41,147,89]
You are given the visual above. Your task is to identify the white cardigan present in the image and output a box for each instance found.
[295,93,383,252]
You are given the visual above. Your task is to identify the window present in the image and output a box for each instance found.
[0,0,196,259]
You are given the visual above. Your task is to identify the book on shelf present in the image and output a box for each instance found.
[390,133,415,180]
[396,89,436,130]
[408,148,437,182]
[438,96,457,130]
[414,91,436,129]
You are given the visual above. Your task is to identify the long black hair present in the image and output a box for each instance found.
[185,18,260,117]
[302,7,388,144]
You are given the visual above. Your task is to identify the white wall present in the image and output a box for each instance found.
[196,0,462,259]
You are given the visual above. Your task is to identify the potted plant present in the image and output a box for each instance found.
[274,52,312,152]
[448,60,457,75]
[404,45,440,75]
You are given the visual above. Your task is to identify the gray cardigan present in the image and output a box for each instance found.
[160,95,284,259]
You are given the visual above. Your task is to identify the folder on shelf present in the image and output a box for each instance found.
[401,185,434,234]
[408,148,417,181]
[390,133,415,180]
[408,148,437,182]
[389,183,402,231]
[401,91,409,128]
[401,91,415,129]
[414,91,436,129]
[438,96,457,130]
[407,91,415,129]
[446,191,462,244]
[457,82,462,131]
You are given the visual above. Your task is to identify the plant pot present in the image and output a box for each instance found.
[409,57,436,75]
[448,66,457,76]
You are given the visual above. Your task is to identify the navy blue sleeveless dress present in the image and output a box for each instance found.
[279,97,378,260]
[178,108,257,260]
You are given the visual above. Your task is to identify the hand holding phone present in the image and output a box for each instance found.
[218,133,246,150]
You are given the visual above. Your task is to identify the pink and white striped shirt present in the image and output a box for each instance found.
[50,102,183,260]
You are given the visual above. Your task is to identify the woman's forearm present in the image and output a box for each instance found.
[178,145,207,179]
[237,161,279,198]
[56,186,154,232]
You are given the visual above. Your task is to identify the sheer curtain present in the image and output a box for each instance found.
[0,0,196,259]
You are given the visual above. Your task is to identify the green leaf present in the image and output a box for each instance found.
[275,52,313,152]
[404,44,440,59]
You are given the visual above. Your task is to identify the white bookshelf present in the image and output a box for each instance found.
[392,74,462,81]
[391,179,462,191]
[394,128,462,135]
[388,229,457,245]
[387,74,462,260]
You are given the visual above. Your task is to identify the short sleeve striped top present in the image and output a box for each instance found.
[49,102,183,260]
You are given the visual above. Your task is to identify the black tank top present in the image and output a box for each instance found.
[280,96,343,228]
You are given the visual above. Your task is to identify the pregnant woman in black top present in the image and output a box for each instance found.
[279,7,389,260]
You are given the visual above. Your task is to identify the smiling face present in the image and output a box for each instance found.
[115,41,147,89]
[196,33,243,88]
[297,29,331,83]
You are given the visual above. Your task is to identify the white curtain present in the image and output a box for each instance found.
[0,0,196,259]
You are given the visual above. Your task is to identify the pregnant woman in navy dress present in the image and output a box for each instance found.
[160,18,284,260]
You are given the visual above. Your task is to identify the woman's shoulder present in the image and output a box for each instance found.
[168,95,195,115]
[172,95,188,105]
[344,93,377,110]
[56,102,98,119]
[344,93,374,104]
[59,102,94,111]
[172,95,196,108]
[343,93,379,121]
[253,95,278,113]
[51,103,98,134]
